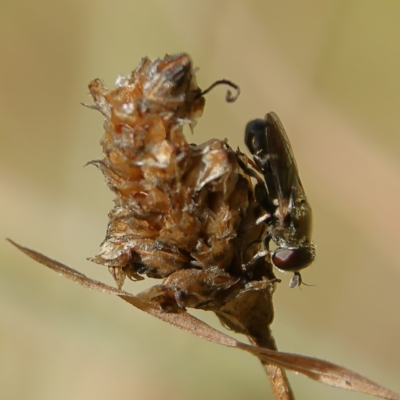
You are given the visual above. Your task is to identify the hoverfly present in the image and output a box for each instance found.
[244,112,315,287]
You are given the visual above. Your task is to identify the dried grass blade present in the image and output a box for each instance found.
[9,239,400,400]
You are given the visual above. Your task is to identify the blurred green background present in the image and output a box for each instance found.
[1,1,400,399]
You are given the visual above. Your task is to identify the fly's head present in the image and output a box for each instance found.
[269,235,316,288]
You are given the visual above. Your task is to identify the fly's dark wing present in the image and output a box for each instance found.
[265,112,305,215]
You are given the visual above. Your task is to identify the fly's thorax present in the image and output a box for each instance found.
[269,210,312,248]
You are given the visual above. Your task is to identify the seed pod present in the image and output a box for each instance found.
[87,53,267,291]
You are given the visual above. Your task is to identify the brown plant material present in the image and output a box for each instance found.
[9,53,400,400]
[87,53,261,288]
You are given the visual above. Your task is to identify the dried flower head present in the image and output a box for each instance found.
[87,53,271,305]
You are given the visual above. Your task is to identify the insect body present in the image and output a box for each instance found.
[244,112,315,287]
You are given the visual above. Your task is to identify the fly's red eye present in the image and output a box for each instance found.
[272,247,314,272]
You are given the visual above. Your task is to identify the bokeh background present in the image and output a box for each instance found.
[1,1,400,399]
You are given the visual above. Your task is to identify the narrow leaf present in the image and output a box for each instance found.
[8,239,400,400]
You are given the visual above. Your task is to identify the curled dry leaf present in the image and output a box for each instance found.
[9,53,400,400]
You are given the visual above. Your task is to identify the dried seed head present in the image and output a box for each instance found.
[88,54,254,287]
[87,54,273,336]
